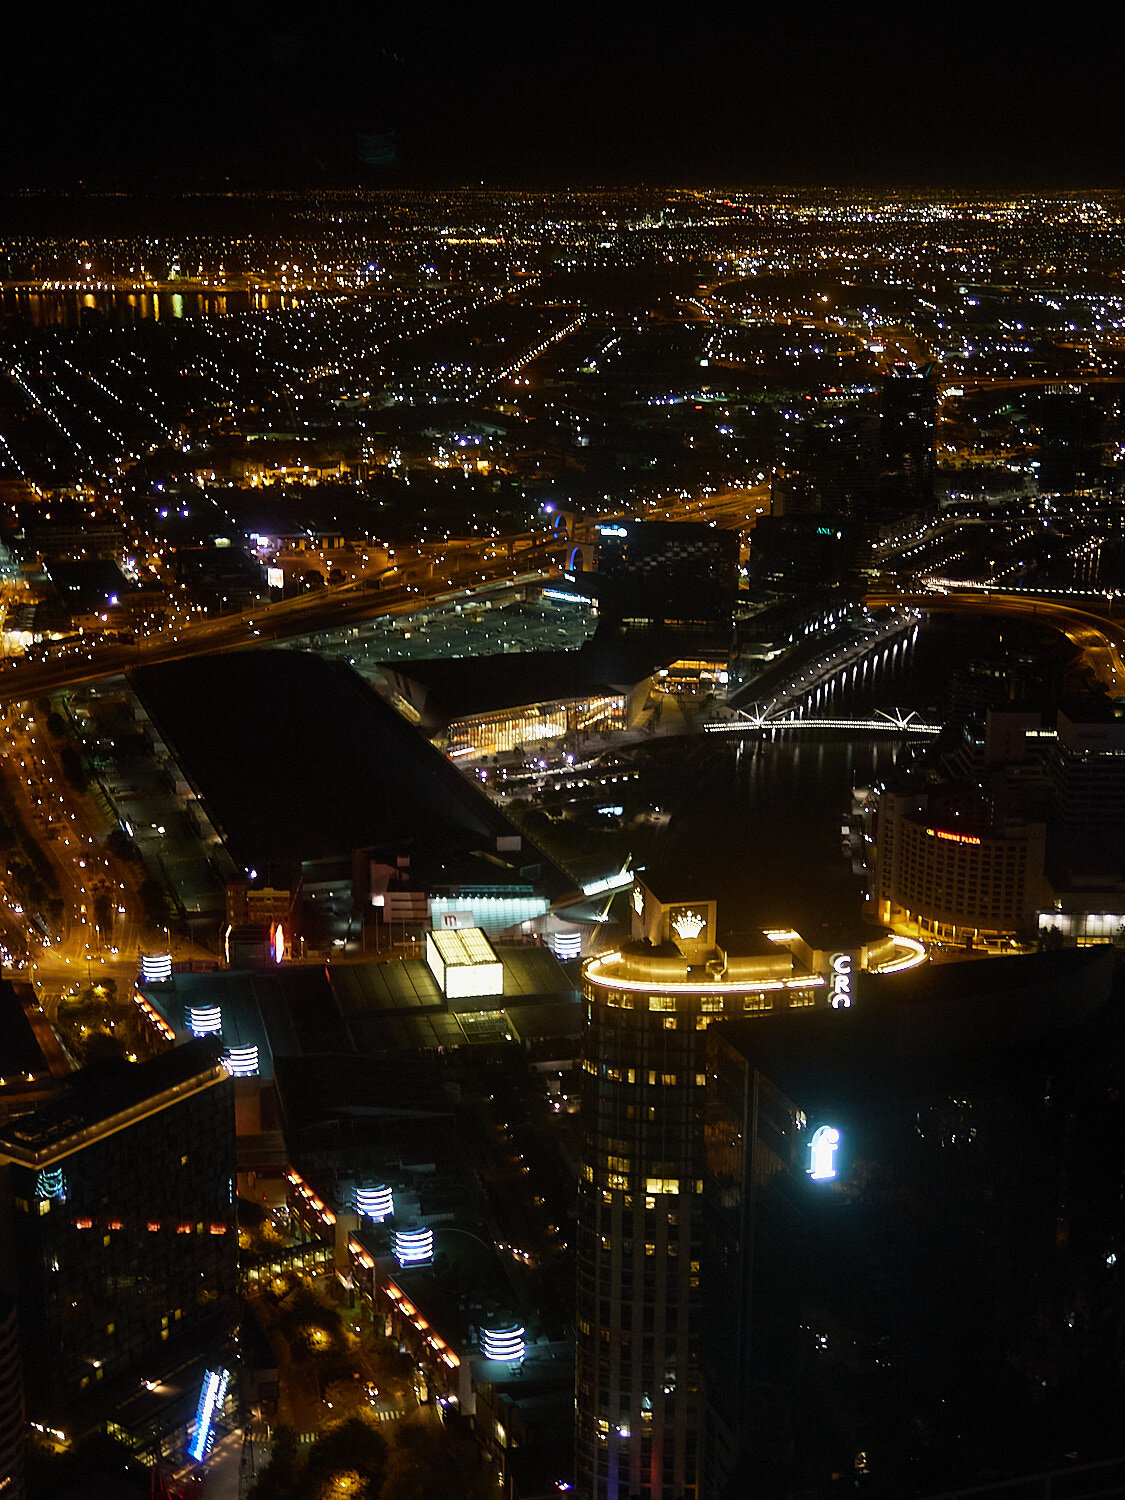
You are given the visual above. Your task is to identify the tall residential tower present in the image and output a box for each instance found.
[576,880,828,1499]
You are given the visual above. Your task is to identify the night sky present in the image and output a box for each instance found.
[2,4,1123,189]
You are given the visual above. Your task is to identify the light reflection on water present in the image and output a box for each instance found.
[0,288,299,327]
[652,615,1031,930]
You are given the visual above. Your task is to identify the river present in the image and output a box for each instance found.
[650,612,1059,933]
[0,287,303,328]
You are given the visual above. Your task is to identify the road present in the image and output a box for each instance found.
[866,588,1125,693]
[0,699,145,1002]
[0,542,569,707]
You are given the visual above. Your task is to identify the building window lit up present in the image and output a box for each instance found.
[446,693,625,758]
[425,927,504,1000]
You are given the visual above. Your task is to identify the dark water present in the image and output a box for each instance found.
[653,614,1044,932]
[0,288,302,327]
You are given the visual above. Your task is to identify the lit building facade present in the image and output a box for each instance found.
[576,883,926,1498]
[0,1042,237,1439]
[576,883,827,1500]
[874,790,1048,941]
[1047,712,1125,825]
[447,692,625,758]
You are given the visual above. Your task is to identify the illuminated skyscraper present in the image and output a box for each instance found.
[575,881,826,1500]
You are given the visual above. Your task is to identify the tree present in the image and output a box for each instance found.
[303,1417,387,1497]
[140,876,169,929]
[380,1423,483,1500]
[106,825,144,863]
[59,743,88,790]
[248,1423,303,1500]
[94,889,114,934]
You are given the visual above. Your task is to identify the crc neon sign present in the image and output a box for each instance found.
[807,1126,841,1181]
[828,952,852,1009]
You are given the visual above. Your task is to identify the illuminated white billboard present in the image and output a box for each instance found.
[425,926,503,1000]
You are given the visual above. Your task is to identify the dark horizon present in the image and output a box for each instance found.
[3,6,1122,194]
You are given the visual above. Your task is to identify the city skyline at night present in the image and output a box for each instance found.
[1,15,1125,1496]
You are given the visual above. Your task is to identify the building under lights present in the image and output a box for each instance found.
[345,1221,547,1423]
[873,787,1050,943]
[575,877,921,1500]
[0,1041,237,1451]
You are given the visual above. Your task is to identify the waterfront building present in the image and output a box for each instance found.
[595,522,739,631]
[879,364,935,511]
[873,788,1049,942]
[575,879,916,1498]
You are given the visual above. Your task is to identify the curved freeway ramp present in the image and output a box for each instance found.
[866,589,1125,694]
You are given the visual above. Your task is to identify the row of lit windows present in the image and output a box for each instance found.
[598,990,787,1013]
[592,1063,707,1087]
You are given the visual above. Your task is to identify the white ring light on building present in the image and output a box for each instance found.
[482,1324,525,1361]
[141,952,173,983]
[222,1044,259,1077]
[186,1005,222,1037]
[393,1227,434,1266]
[356,1184,394,1222]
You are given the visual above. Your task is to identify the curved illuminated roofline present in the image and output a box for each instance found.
[868,935,928,973]
[584,952,824,995]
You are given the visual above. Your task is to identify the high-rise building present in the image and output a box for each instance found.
[701,945,1120,1497]
[872,787,1049,943]
[0,1041,237,1446]
[0,1295,24,1500]
[879,364,935,511]
[1036,389,1104,493]
[575,880,859,1499]
[595,522,739,631]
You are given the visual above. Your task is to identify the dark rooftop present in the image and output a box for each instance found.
[130,650,572,894]
[0,1039,225,1161]
[717,946,1117,1101]
[0,979,51,1081]
[378,625,731,729]
[44,557,129,616]
[143,948,579,1061]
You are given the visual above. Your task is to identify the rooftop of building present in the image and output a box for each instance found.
[0,1039,225,1164]
[0,978,52,1083]
[585,935,802,990]
[362,1223,529,1357]
[129,649,573,893]
[377,622,731,727]
[715,945,1117,1094]
[141,946,580,1062]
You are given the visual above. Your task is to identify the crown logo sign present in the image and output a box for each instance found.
[671,909,706,941]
